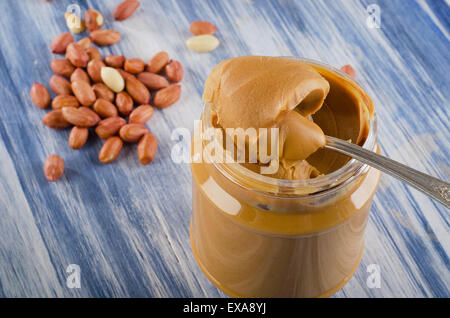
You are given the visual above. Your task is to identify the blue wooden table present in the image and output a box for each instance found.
[0,0,448,298]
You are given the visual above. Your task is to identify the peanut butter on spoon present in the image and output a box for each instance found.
[278,110,326,161]
[203,56,332,179]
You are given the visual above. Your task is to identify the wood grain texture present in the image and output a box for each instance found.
[0,0,448,297]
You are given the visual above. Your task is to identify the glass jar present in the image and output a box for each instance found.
[190,58,381,298]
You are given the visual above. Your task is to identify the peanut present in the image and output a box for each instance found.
[104,55,125,68]
[61,106,99,127]
[50,59,76,78]
[116,68,134,81]
[340,64,355,79]
[101,66,125,93]
[50,75,72,95]
[119,123,148,143]
[137,133,158,165]
[129,105,154,124]
[92,83,115,103]
[95,117,126,139]
[153,84,181,108]
[189,20,217,35]
[78,107,101,124]
[137,72,169,90]
[148,51,169,73]
[93,98,118,118]
[186,34,219,53]
[114,0,140,21]
[71,68,91,84]
[125,77,150,105]
[77,37,91,50]
[71,81,96,106]
[52,95,79,110]
[90,30,121,46]
[87,47,102,61]
[42,110,71,129]
[164,60,183,82]
[50,32,74,54]
[44,154,64,181]
[124,58,145,74]
[85,9,104,31]
[99,136,123,163]
[69,126,89,150]
[87,59,106,83]
[66,42,89,68]
[30,82,51,109]
[115,91,134,115]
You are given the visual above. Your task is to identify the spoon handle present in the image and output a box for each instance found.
[325,136,450,208]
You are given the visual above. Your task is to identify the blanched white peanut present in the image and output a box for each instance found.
[100,67,125,93]
[186,35,219,53]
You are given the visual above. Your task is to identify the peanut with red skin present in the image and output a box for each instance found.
[114,0,140,21]
[137,72,169,90]
[42,110,71,129]
[119,124,148,143]
[69,126,89,150]
[125,77,150,105]
[93,98,118,118]
[95,117,127,139]
[50,75,72,95]
[164,60,184,82]
[92,83,115,103]
[71,81,96,106]
[153,84,181,108]
[51,32,74,54]
[124,58,145,74]
[99,137,123,163]
[115,91,134,115]
[44,154,65,181]
[129,105,154,124]
[148,51,169,73]
[52,95,79,110]
[90,30,121,46]
[340,64,355,79]
[87,59,106,83]
[137,133,158,165]
[66,43,89,68]
[50,59,76,78]
[30,82,51,109]
[71,68,91,84]
[104,55,125,68]
[189,20,217,35]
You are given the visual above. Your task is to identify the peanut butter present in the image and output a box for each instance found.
[202,56,373,179]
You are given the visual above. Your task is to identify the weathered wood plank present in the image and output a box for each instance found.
[0,0,447,297]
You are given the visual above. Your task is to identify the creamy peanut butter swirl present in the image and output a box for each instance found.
[202,56,372,180]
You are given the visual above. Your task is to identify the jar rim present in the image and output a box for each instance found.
[200,57,378,198]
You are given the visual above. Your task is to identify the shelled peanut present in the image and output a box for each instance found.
[114,0,141,21]
[44,154,65,182]
[340,64,355,79]
[30,2,184,181]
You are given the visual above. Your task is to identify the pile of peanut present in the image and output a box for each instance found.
[32,1,184,182]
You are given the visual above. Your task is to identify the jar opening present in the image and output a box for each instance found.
[199,57,378,197]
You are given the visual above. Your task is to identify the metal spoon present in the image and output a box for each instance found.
[325,136,450,208]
